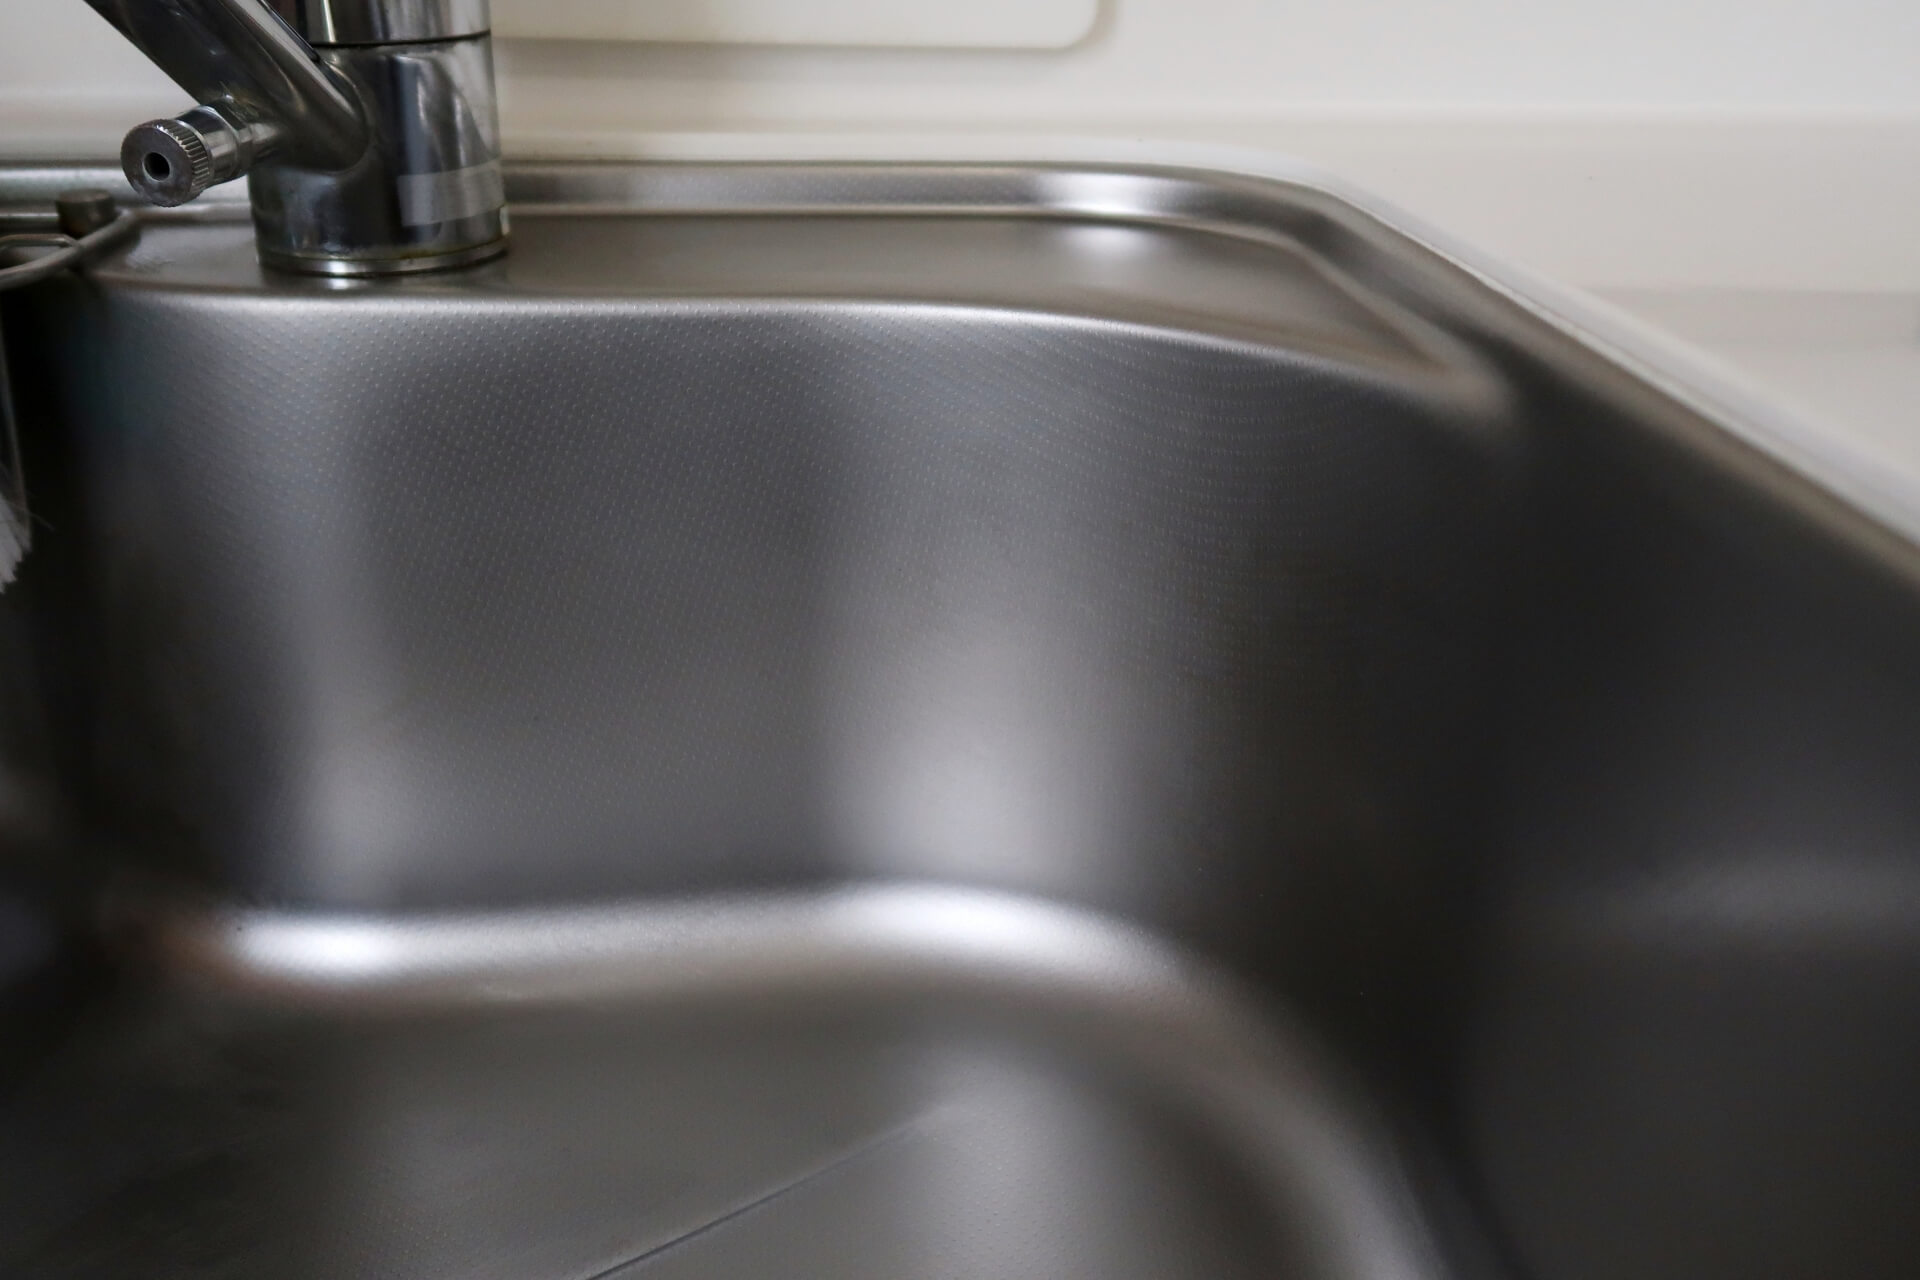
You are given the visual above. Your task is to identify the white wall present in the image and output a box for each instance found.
[5,0,1918,290]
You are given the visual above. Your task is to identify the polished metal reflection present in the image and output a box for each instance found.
[250,34,505,273]
[271,0,491,43]
[76,0,504,272]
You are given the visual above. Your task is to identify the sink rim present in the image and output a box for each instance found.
[7,151,1916,580]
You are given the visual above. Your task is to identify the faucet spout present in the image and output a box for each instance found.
[83,0,369,201]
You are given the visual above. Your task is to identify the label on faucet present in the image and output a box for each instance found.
[397,161,507,228]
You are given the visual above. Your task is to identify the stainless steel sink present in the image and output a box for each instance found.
[2,162,1918,1280]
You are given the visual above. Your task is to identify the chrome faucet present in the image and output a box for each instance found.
[80,0,507,275]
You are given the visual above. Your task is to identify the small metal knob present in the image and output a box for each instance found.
[123,117,216,207]
[55,189,119,239]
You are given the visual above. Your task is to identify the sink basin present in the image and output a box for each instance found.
[2,162,1918,1280]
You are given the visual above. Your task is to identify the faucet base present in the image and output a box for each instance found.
[246,34,508,277]
[259,235,508,277]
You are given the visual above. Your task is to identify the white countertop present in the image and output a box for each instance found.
[1602,289,1920,503]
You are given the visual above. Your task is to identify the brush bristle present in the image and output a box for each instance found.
[0,504,26,587]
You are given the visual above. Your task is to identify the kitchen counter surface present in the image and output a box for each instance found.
[1602,289,1920,508]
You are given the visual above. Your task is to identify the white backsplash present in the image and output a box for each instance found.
[3,0,1917,291]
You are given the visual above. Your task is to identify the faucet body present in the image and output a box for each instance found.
[81,0,506,274]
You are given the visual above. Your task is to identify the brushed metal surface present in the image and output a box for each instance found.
[4,161,1920,1280]
[24,209,1518,962]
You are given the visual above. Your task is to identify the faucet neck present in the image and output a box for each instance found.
[82,0,368,173]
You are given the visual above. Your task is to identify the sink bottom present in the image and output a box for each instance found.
[3,1005,1268,1279]
[0,885,1439,1280]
